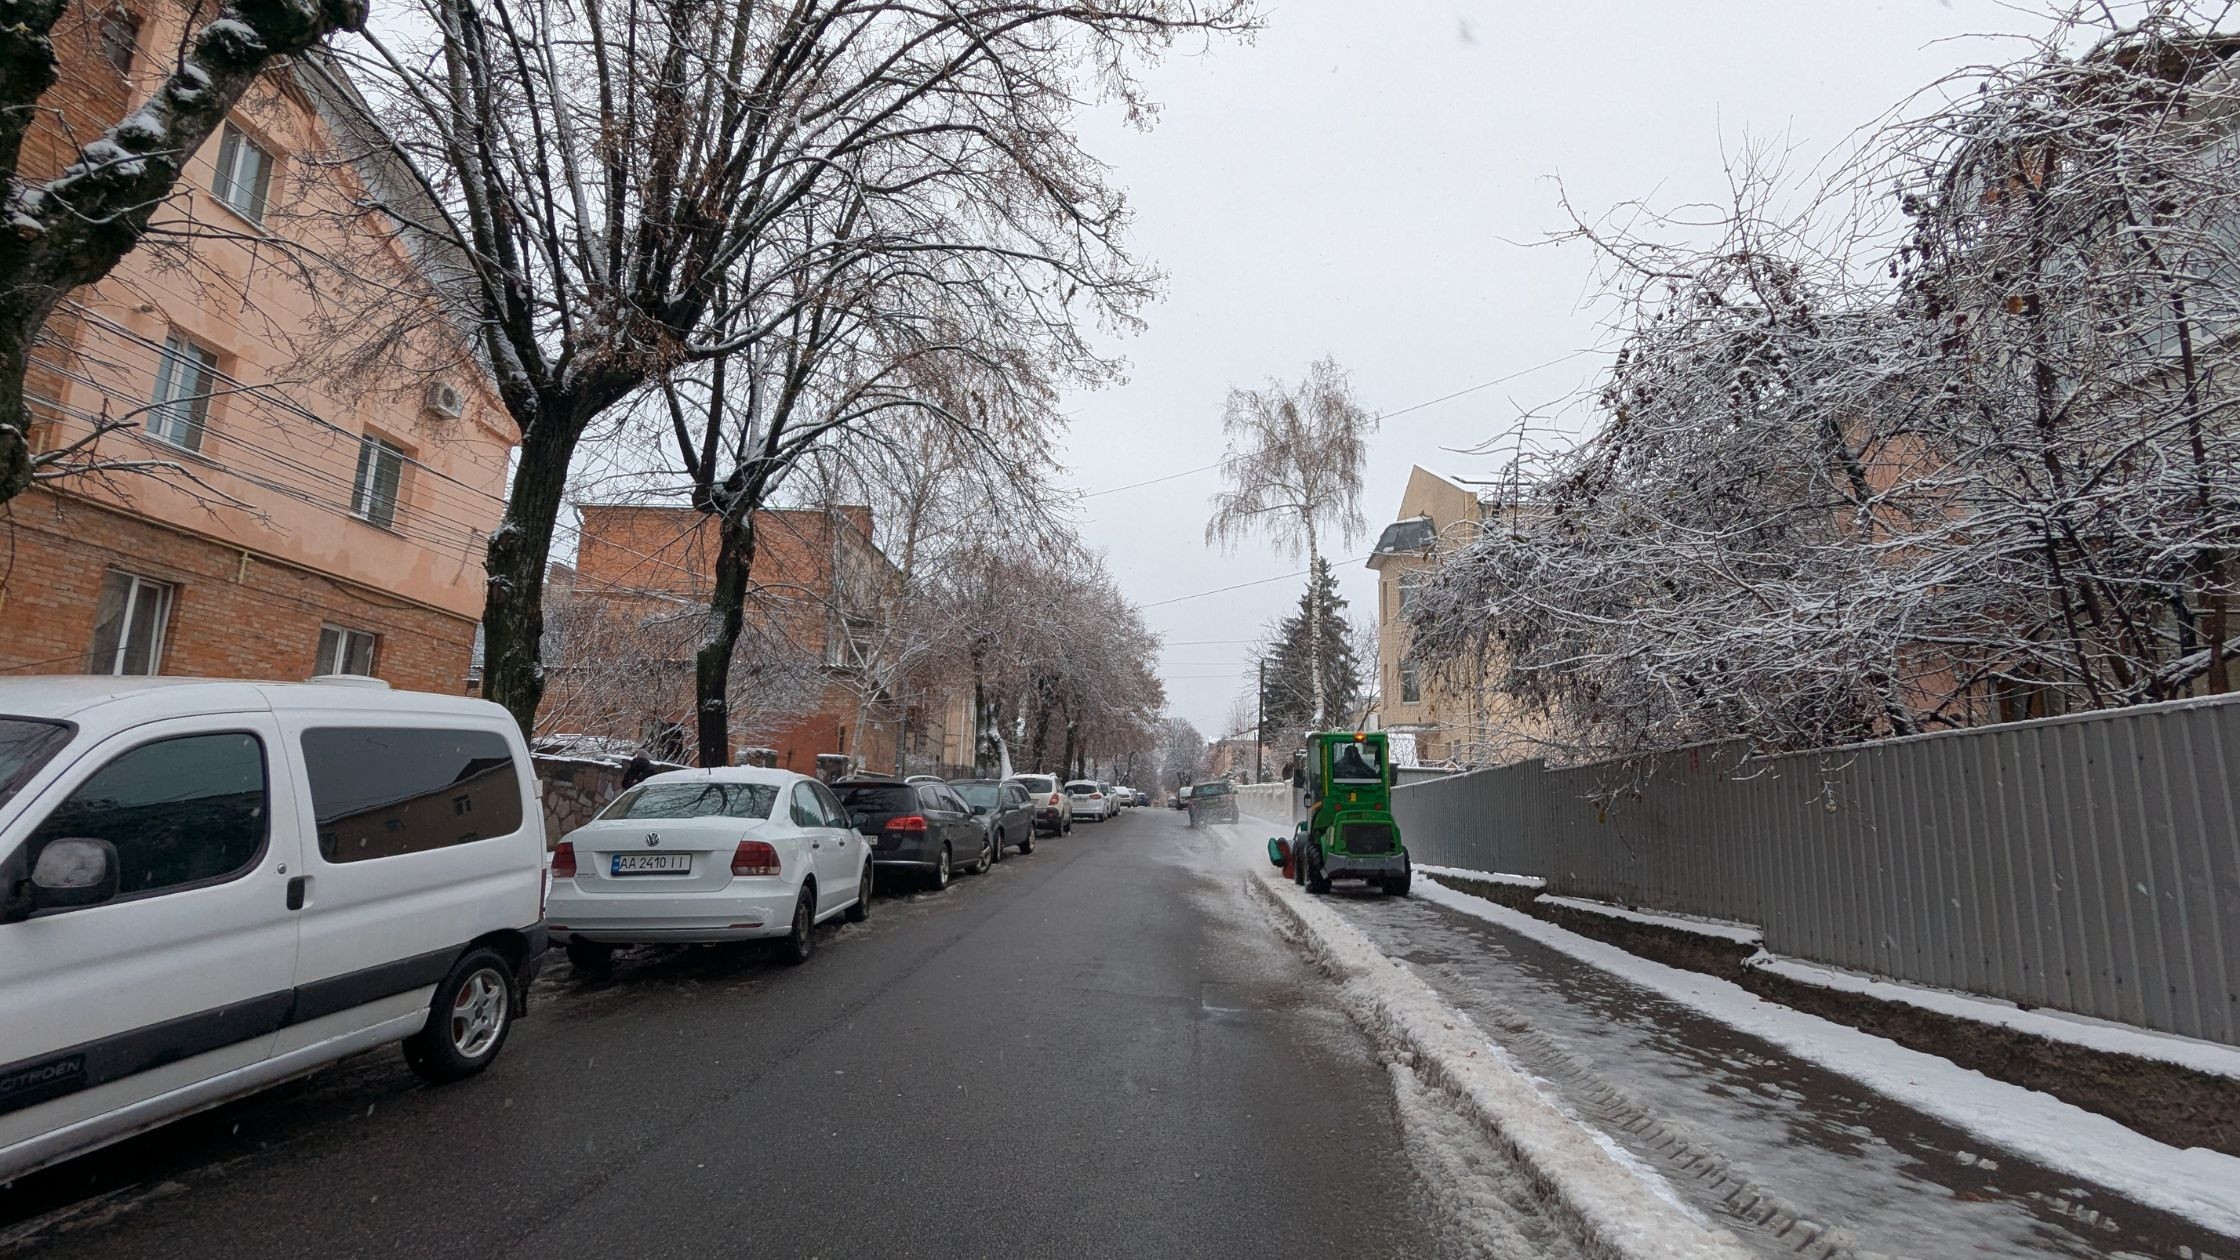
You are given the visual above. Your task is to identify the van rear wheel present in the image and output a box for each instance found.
[404,948,516,1084]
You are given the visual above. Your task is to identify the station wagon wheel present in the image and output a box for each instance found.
[930,845,951,891]
[404,947,517,1084]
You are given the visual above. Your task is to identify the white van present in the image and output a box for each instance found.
[0,677,547,1182]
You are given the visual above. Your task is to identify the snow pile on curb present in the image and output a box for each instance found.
[1241,868,1753,1260]
[1412,874,2240,1238]
[1747,954,2240,1083]
[1537,896,1762,946]
[1418,862,1545,891]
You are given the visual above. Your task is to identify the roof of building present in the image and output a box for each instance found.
[1372,515,1438,556]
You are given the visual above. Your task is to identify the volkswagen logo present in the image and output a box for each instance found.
[644,833,660,847]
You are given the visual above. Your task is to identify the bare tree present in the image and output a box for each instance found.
[1205,357,1376,729]
[336,0,1257,736]
[1409,5,2240,761]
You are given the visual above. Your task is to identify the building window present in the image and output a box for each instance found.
[98,7,139,75]
[213,123,273,223]
[147,334,218,451]
[1399,660,1421,704]
[1397,572,1421,615]
[316,624,378,676]
[351,434,405,528]
[87,570,173,675]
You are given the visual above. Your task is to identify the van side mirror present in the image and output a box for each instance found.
[29,837,120,912]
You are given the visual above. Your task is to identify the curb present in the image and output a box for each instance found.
[1243,866,1754,1260]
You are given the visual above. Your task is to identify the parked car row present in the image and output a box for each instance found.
[0,674,1134,1185]
[1060,778,1144,821]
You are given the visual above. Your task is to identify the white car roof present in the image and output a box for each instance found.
[630,765,808,789]
[0,675,513,736]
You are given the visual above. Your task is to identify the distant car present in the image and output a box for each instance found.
[1184,779,1238,826]
[836,778,991,889]
[1101,782,1127,810]
[1171,787,1190,810]
[1066,779,1113,822]
[949,778,1036,858]
[547,766,872,970]
[1013,773,1073,835]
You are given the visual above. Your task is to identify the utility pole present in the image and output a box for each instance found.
[1254,658,1265,782]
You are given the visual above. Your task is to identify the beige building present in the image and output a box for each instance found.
[1366,466,1544,767]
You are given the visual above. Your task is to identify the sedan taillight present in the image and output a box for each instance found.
[550,841,577,879]
[732,841,781,877]
[886,815,929,832]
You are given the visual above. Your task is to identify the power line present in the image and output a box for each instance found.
[1137,554,1371,610]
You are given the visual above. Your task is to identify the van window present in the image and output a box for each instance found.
[0,717,75,810]
[302,727,525,864]
[21,732,266,901]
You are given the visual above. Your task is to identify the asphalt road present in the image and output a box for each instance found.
[0,805,1443,1259]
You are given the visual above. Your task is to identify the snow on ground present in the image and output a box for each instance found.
[1747,955,2240,1083]
[1407,874,2240,1243]
[1417,863,1546,891]
[1211,821,1754,1260]
[1534,894,1763,945]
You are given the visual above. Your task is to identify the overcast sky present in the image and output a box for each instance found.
[1054,0,2038,737]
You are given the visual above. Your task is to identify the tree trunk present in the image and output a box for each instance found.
[480,414,581,737]
[693,505,761,767]
[0,321,50,505]
[1026,676,1054,770]
[1304,525,1327,729]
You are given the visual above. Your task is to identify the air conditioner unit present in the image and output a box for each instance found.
[423,380,465,420]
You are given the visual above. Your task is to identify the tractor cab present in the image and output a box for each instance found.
[1283,730,1410,895]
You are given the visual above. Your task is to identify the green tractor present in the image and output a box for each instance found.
[1280,730,1411,896]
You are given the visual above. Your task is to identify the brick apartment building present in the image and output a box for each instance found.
[1,1,515,692]
[538,504,973,775]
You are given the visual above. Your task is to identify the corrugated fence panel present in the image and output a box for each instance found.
[1390,694,2240,1045]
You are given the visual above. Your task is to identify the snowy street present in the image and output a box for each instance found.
[0,807,1532,1260]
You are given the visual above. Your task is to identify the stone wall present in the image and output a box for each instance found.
[533,753,682,846]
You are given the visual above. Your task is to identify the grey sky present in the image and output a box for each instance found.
[1055,0,2031,737]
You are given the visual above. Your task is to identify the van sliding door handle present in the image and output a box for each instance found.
[285,876,308,911]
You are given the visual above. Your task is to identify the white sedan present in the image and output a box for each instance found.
[546,767,871,969]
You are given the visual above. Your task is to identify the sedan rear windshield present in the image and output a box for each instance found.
[1065,782,1101,796]
[1193,781,1232,795]
[837,784,917,815]
[0,717,74,811]
[600,782,777,821]
[1014,775,1056,793]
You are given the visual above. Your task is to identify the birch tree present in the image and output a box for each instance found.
[1205,357,1376,730]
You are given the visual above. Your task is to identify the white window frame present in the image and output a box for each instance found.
[213,123,273,224]
[351,433,406,528]
[147,333,218,451]
[1399,660,1421,705]
[316,624,378,676]
[89,570,174,676]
